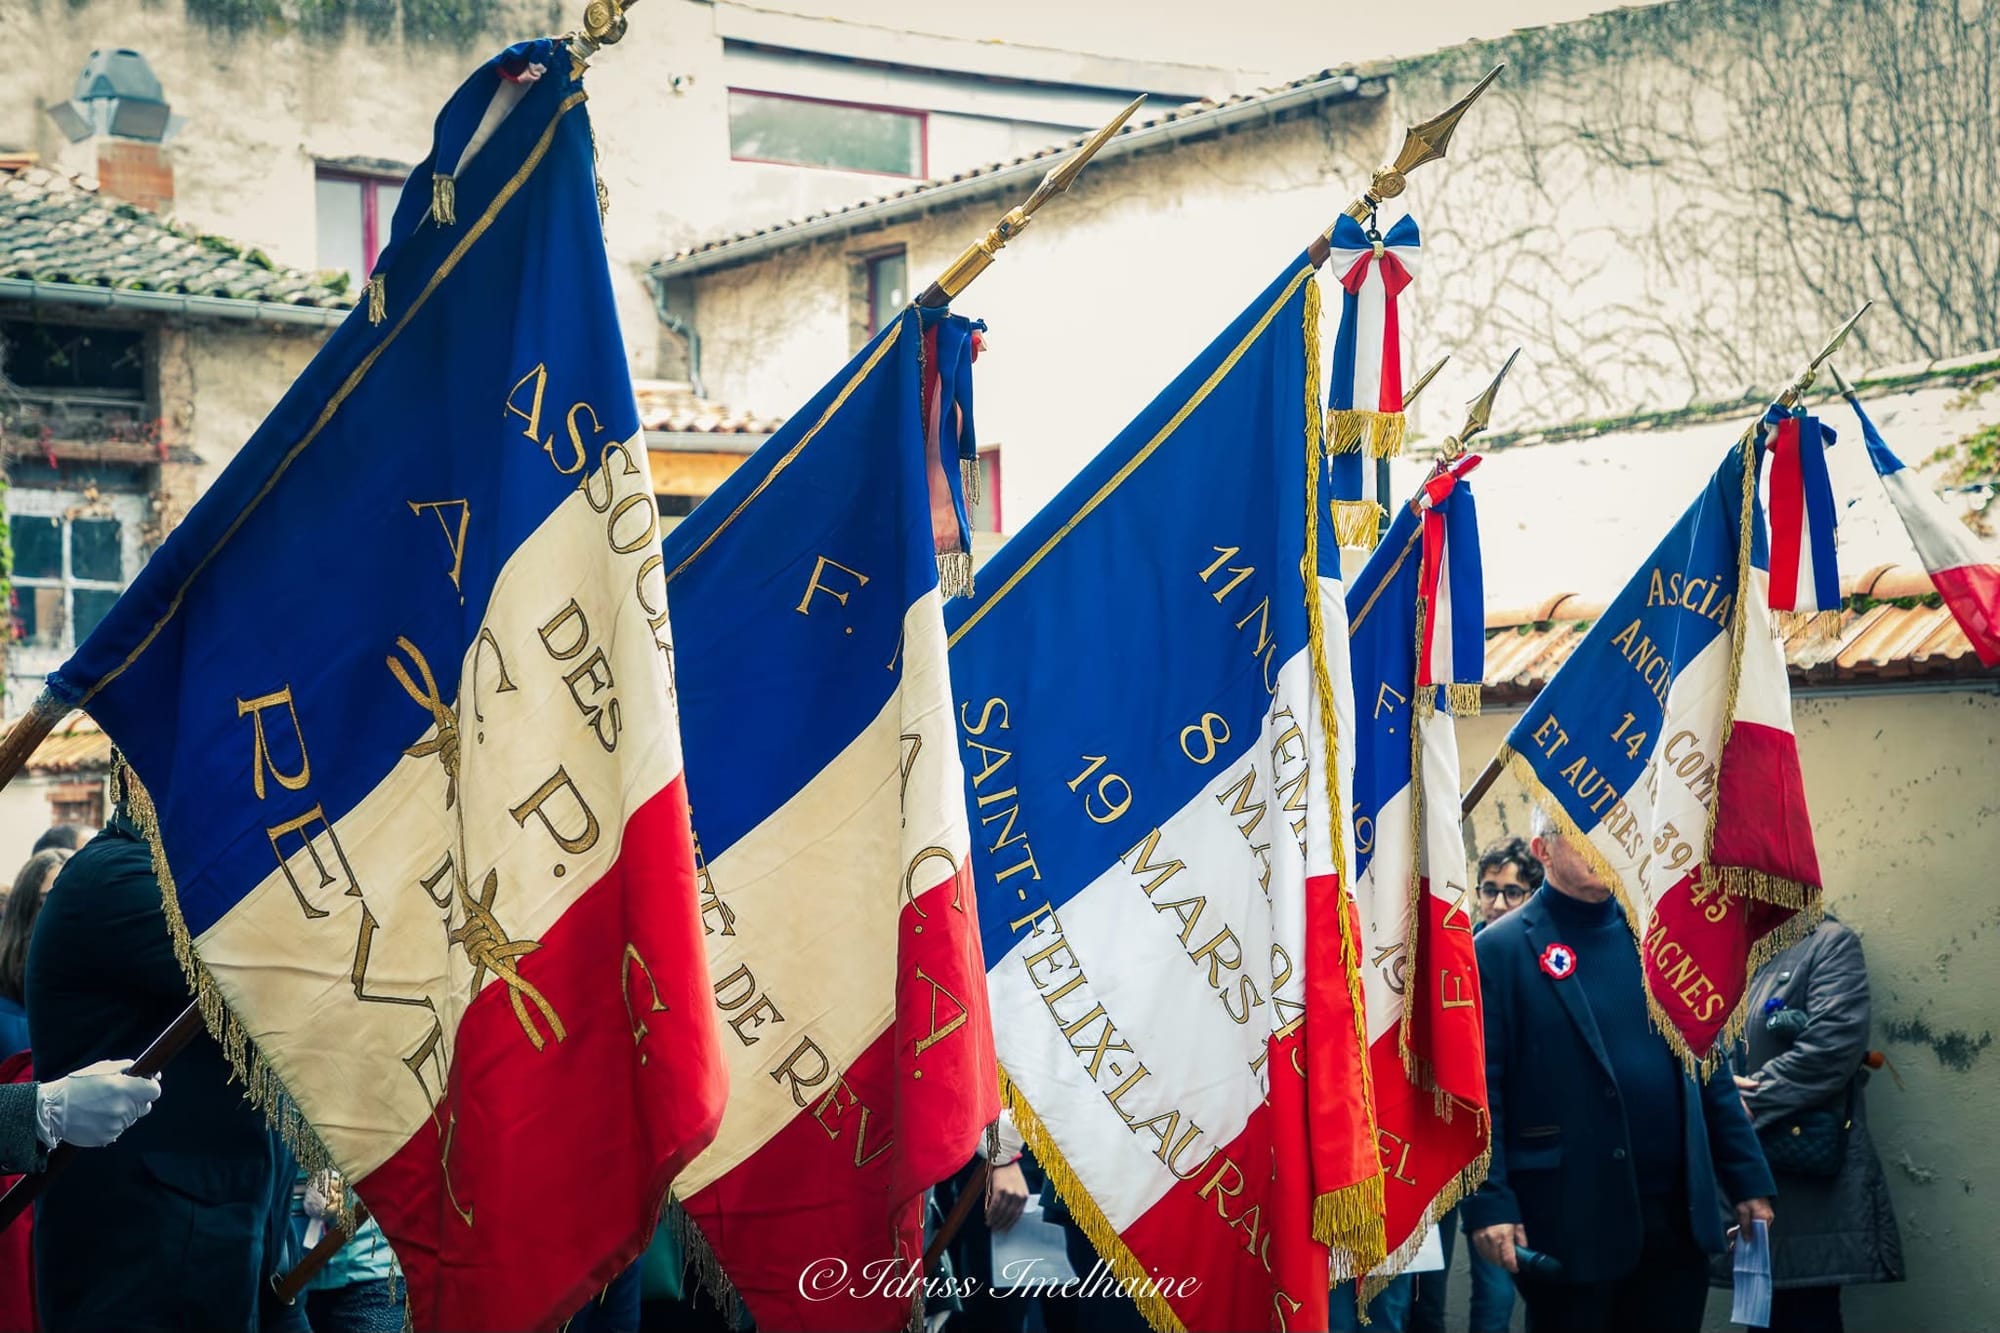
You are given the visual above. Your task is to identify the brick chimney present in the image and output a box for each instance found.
[46,48,182,213]
[93,140,174,213]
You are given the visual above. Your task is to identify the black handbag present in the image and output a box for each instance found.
[1757,1080,1855,1178]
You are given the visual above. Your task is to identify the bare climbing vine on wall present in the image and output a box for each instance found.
[1394,0,2000,427]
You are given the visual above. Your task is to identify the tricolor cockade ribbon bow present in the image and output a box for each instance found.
[1326,212,1421,547]
[1414,453,1485,717]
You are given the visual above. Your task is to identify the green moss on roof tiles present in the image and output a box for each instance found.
[2,166,353,310]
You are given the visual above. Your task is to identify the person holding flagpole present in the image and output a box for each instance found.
[1462,804,1776,1332]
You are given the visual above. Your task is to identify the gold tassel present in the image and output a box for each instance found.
[590,123,609,224]
[1325,408,1407,459]
[961,455,982,507]
[936,549,975,600]
[430,172,456,225]
[1446,682,1482,717]
[1330,500,1384,550]
[1776,608,1844,644]
[1412,683,1437,719]
[365,274,386,325]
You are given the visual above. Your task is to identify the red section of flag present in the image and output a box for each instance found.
[1114,1029,1329,1333]
[1371,887,1488,1265]
[1641,871,1796,1056]
[1932,562,2000,667]
[360,778,724,1333]
[1767,417,1806,611]
[680,862,995,1332]
[1711,719,1821,891]
[1304,871,1386,1268]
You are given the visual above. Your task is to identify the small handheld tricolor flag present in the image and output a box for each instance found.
[1325,213,1420,549]
[45,40,727,1330]
[1765,409,1843,639]
[1834,372,2000,668]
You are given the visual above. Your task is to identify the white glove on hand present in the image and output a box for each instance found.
[36,1058,161,1149]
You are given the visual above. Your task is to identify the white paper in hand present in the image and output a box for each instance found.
[1730,1219,1773,1327]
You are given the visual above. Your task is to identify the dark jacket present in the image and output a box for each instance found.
[0,1079,45,1175]
[26,813,288,1332]
[1460,888,1776,1282]
[1739,918,1903,1288]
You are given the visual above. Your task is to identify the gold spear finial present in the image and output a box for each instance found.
[1778,301,1871,407]
[1439,347,1519,460]
[1335,63,1503,231]
[917,95,1147,307]
[1401,355,1450,411]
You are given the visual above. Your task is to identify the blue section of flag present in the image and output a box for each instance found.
[1502,436,1767,833]
[1446,485,1485,683]
[1345,504,1423,882]
[945,257,1314,953]
[51,43,630,938]
[1854,400,1906,476]
[1797,415,1842,611]
[660,309,938,863]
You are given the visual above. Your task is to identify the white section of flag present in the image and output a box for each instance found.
[196,447,681,1178]
[677,587,968,1197]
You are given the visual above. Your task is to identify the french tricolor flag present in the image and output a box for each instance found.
[1345,461,1490,1282]
[660,303,997,1332]
[47,42,727,1329]
[1842,389,2000,668]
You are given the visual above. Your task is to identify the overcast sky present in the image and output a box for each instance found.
[729,0,1643,76]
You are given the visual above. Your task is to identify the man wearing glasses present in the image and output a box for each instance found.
[1476,837,1542,927]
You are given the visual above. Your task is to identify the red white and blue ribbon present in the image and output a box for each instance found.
[1766,409,1842,636]
[1326,212,1420,548]
[1415,455,1485,716]
[1849,397,2000,667]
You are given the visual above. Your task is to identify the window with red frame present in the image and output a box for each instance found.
[315,168,405,288]
[728,90,926,178]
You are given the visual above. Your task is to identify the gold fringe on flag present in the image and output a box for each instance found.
[1326,407,1407,458]
[1000,1066,1186,1333]
[937,550,975,600]
[364,275,386,325]
[1330,499,1384,551]
[430,172,456,225]
[665,1197,744,1330]
[1411,683,1437,719]
[961,455,982,507]
[1445,682,1482,717]
[1496,744,1822,1075]
[119,762,350,1228]
[1303,274,1390,1282]
[1776,608,1844,645]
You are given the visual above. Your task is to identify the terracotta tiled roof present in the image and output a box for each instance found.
[634,380,781,436]
[1483,565,1995,703]
[5,712,113,777]
[1,166,353,308]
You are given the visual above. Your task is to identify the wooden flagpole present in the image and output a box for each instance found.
[1457,304,1872,821]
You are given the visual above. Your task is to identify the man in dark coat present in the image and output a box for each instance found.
[26,803,293,1332]
[1462,816,1776,1332]
[1735,917,1903,1332]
